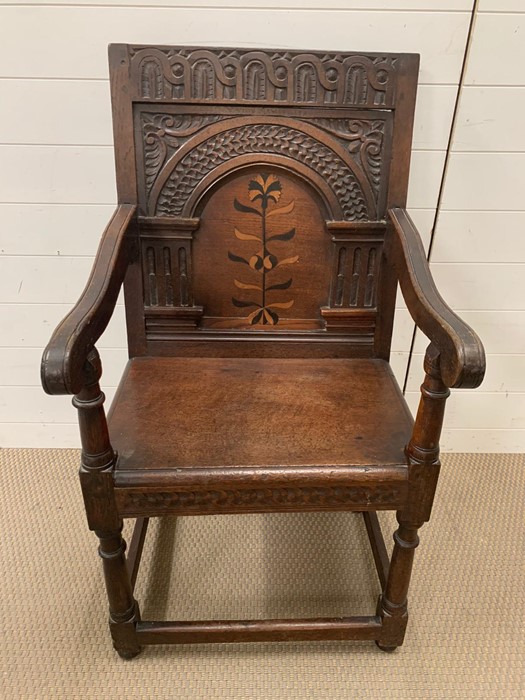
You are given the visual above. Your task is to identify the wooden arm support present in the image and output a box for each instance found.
[389,207,485,389]
[41,204,136,396]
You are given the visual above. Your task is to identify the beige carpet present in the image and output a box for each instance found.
[1,449,523,699]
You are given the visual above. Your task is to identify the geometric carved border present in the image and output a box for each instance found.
[116,484,407,516]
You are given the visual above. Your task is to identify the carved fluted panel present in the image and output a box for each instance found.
[141,240,194,309]
[330,242,382,309]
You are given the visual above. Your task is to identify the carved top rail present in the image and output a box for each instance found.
[127,45,403,109]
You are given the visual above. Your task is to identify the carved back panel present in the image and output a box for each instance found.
[109,45,419,358]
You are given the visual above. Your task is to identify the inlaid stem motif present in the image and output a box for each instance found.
[228,174,298,325]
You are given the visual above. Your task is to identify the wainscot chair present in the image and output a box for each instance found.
[41,44,485,658]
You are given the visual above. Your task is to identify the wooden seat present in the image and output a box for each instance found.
[41,44,485,657]
[110,357,412,517]
[111,357,412,471]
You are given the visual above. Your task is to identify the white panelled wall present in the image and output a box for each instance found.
[0,1,522,451]
[404,2,525,451]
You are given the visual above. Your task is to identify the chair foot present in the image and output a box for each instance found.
[375,641,398,653]
[116,645,142,660]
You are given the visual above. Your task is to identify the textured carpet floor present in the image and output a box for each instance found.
[1,449,523,699]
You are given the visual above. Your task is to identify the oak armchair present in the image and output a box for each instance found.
[42,45,485,657]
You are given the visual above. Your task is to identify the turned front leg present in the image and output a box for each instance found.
[377,516,423,650]
[378,344,449,650]
[74,349,141,658]
[96,527,141,659]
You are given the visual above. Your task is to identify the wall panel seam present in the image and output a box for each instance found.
[402,0,478,393]
[0,4,473,13]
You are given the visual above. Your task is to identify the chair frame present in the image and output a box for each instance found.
[41,45,485,658]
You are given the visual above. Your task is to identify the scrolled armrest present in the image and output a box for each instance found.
[389,207,485,389]
[41,204,136,396]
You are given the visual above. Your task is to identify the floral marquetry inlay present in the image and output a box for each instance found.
[229,174,298,326]
[191,170,332,331]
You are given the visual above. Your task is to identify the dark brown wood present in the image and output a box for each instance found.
[40,44,486,658]
[41,204,135,396]
[96,527,141,659]
[72,349,141,658]
[74,349,120,532]
[390,207,485,388]
[376,515,418,649]
[109,44,136,204]
[126,517,149,591]
[109,44,147,359]
[375,52,419,362]
[127,46,400,108]
[376,345,449,650]
[121,45,411,355]
[108,357,413,472]
[362,512,389,590]
[405,344,449,523]
[116,480,408,519]
[136,616,382,645]
[146,336,375,359]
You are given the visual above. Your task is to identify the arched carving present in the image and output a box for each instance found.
[306,118,385,202]
[154,124,368,219]
[295,63,318,102]
[344,65,368,105]
[186,158,338,221]
[140,58,164,99]
[142,114,231,197]
[192,60,216,99]
[244,61,267,100]
[144,119,377,220]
